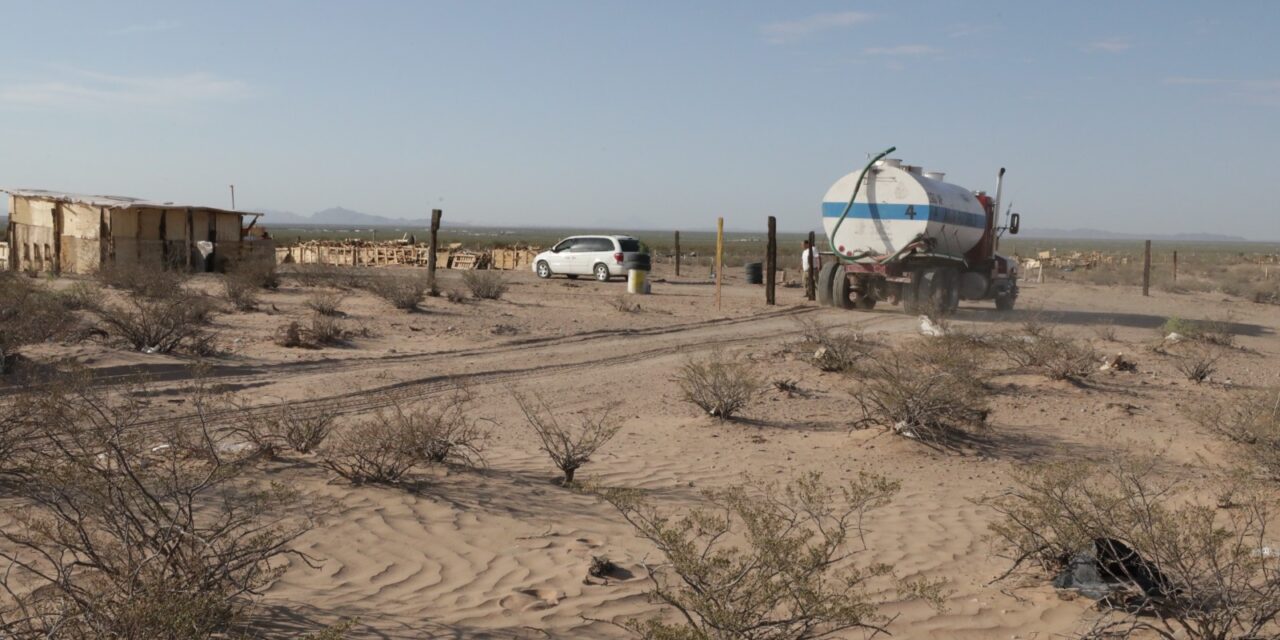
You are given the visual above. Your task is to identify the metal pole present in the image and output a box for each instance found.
[1173,250,1178,283]
[229,185,236,210]
[1142,240,1151,296]
[715,218,724,311]
[674,230,681,277]
[806,230,816,301]
[765,216,776,306]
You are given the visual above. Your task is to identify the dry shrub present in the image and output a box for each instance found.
[995,327,1096,381]
[285,264,355,289]
[797,317,871,373]
[229,259,280,290]
[446,288,468,304]
[0,273,75,372]
[852,340,988,445]
[96,291,215,354]
[55,281,104,311]
[1162,316,1236,347]
[222,273,260,311]
[515,392,619,484]
[613,293,642,313]
[676,355,761,421]
[321,409,423,484]
[96,262,188,298]
[1172,343,1223,382]
[462,270,509,300]
[309,314,347,345]
[1191,388,1280,482]
[321,394,487,483]
[276,320,306,348]
[595,472,946,639]
[367,276,428,310]
[305,292,345,316]
[984,457,1280,640]
[229,399,339,459]
[0,375,314,638]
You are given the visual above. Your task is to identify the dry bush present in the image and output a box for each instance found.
[462,270,509,300]
[95,291,215,354]
[222,272,260,311]
[595,472,946,640]
[96,262,188,298]
[55,281,104,311]
[1162,316,1236,347]
[285,264,348,288]
[797,317,871,373]
[321,409,423,484]
[229,399,339,459]
[404,390,488,468]
[995,327,1096,381]
[1173,343,1223,383]
[309,314,347,346]
[613,294,642,313]
[984,457,1280,640]
[851,340,988,445]
[0,375,314,638]
[305,291,345,316]
[446,288,468,304]
[367,276,429,310]
[676,355,762,421]
[229,259,280,290]
[276,320,306,348]
[515,392,619,484]
[1191,388,1280,482]
[0,273,75,373]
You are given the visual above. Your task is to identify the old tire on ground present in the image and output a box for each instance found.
[536,261,552,279]
[816,262,839,307]
[594,263,611,282]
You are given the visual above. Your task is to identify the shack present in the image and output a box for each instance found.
[3,188,269,274]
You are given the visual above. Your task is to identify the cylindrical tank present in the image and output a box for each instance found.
[822,161,987,259]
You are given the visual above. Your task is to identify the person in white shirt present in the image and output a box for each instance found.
[801,240,818,273]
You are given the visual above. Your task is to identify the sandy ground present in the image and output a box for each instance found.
[8,263,1280,639]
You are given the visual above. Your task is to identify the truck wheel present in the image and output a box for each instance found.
[832,271,854,309]
[855,295,877,310]
[938,268,960,314]
[816,262,838,306]
[902,270,923,315]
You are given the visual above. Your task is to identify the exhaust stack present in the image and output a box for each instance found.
[993,167,1006,230]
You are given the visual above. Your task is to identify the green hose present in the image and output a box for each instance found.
[827,146,896,263]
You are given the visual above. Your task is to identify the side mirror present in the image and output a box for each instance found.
[1009,213,1021,235]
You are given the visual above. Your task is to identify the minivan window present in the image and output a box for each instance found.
[553,239,576,252]
[573,237,613,252]
[618,239,641,252]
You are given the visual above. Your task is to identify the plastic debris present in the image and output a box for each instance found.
[919,315,946,337]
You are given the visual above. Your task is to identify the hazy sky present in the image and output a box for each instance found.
[1,1,1277,237]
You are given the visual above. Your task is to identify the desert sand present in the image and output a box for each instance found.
[6,263,1280,639]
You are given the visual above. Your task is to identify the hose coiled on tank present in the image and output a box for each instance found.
[827,146,896,263]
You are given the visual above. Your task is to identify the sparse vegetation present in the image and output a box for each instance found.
[1191,388,1280,482]
[516,392,619,484]
[1173,343,1223,382]
[797,317,871,373]
[230,399,340,459]
[463,270,509,300]
[306,292,345,316]
[446,288,468,304]
[309,314,347,345]
[676,355,761,421]
[96,291,215,354]
[223,272,261,311]
[851,340,988,445]
[0,375,315,638]
[613,293,642,313]
[0,273,74,372]
[367,276,429,310]
[984,457,1280,640]
[995,327,1096,381]
[96,262,188,298]
[321,394,488,483]
[595,472,946,640]
[1162,316,1236,347]
[276,320,307,348]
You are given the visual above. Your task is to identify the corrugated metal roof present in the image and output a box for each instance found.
[1,187,262,216]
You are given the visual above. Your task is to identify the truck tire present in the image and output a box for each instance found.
[832,270,854,309]
[938,268,960,314]
[817,262,839,306]
[902,270,923,315]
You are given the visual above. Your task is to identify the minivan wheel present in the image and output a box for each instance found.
[536,261,552,279]
[594,263,611,282]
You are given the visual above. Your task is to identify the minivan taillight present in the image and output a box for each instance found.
[613,252,623,264]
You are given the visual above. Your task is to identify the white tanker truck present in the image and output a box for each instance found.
[816,147,1022,314]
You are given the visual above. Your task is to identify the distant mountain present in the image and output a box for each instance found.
[1022,227,1253,243]
[258,207,425,227]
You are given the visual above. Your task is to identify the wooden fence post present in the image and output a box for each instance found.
[1142,240,1152,296]
[715,218,724,310]
[806,231,816,301]
[674,230,681,277]
[427,209,442,292]
[765,216,776,305]
[1172,250,1178,283]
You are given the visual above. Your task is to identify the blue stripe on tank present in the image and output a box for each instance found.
[821,202,986,229]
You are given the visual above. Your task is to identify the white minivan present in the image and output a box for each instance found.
[532,235,650,282]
